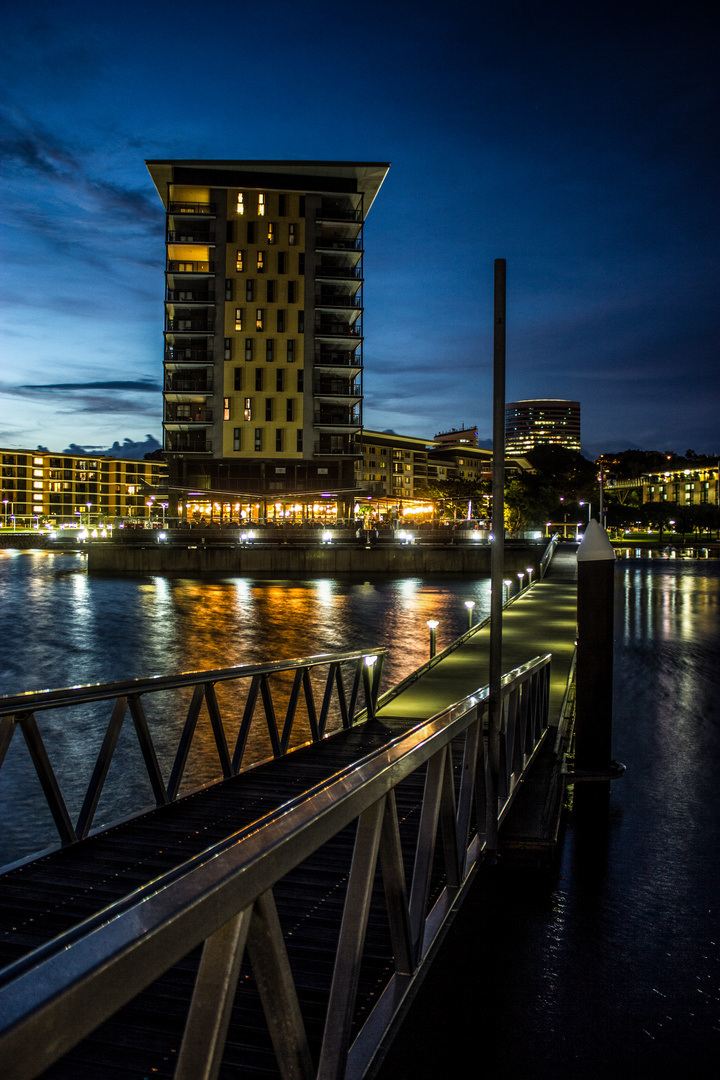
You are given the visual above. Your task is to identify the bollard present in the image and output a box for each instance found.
[574,519,619,813]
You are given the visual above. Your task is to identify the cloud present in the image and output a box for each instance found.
[63,435,162,460]
[19,380,160,393]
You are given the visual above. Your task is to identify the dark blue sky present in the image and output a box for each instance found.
[1,0,718,459]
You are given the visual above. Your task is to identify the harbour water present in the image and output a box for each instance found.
[0,551,718,1077]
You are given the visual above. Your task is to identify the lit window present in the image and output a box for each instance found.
[236,250,244,272]
[256,309,264,331]
[33,469,43,477]
[244,398,252,421]
[233,427,241,451]
[235,308,243,331]
[33,481,43,489]
[237,193,244,215]
[33,457,43,465]
[268,223,275,245]
[258,193,265,216]
[128,485,136,495]
[257,251,265,273]
[33,493,42,502]
[224,397,231,421]
[289,223,296,246]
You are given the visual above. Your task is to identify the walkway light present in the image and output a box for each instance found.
[464,600,476,630]
[526,566,534,585]
[427,620,439,658]
[503,578,513,603]
[517,571,525,589]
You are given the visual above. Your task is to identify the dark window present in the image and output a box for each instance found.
[255,369,263,391]
[226,221,234,242]
[234,367,242,391]
[265,398,273,421]
[278,194,286,216]
[267,279,275,302]
[298,311,304,333]
[287,280,296,303]
[299,196,305,216]
[246,279,254,301]
[277,310,285,332]
[276,370,284,391]
[266,339,274,362]
[245,338,253,361]
[224,338,232,361]
[225,278,233,300]
[286,399,294,422]
[298,253,305,274]
[297,369,303,391]
[288,223,296,246]
[233,427,241,451]
[287,339,295,362]
[275,429,283,452]
[254,428,262,451]
[277,252,286,274]
[297,429,303,452]
[247,222,255,243]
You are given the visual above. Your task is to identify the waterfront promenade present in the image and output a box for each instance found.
[0,547,578,1080]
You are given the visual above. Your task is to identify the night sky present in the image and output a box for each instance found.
[1,0,718,460]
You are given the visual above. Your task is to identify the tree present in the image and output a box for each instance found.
[504,474,558,534]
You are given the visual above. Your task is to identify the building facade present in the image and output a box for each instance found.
[505,399,581,454]
[642,465,719,506]
[0,449,167,524]
[146,160,389,514]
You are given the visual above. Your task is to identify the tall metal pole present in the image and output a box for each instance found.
[487,258,506,859]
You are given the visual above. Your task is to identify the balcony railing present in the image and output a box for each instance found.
[315,263,363,280]
[165,379,214,393]
[165,318,216,334]
[314,439,362,457]
[315,290,362,309]
[313,381,360,397]
[167,231,216,244]
[314,410,361,427]
[315,321,362,339]
[165,435,212,453]
[167,201,216,215]
[166,261,214,274]
[314,350,362,368]
[316,204,362,222]
[165,348,213,364]
[315,235,363,252]
[166,290,215,304]
[164,407,213,423]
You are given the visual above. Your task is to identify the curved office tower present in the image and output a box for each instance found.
[505,399,581,454]
[146,160,389,518]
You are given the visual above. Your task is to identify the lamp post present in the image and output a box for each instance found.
[427,620,439,658]
[160,502,168,527]
[2,499,7,527]
[580,501,592,523]
[503,578,512,604]
[464,600,475,630]
[526,566,534,586]
[86,501,92,528]
[517,571,525,591]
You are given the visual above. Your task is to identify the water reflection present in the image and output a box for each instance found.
[0,553,491,865]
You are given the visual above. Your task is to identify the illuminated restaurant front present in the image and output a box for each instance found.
[176,490,438,526]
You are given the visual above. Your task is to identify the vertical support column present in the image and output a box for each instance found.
[575,519,616,813]
[487,258,506,859]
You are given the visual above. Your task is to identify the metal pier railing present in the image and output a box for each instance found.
[0,651,550,1080]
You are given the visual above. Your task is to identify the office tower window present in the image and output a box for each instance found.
[245,338,253,361]
[266,339,274,362]
[287,280,296,303]
[254,428,262,451]
[244,398,252,421]
[236,193,244,215]
[236,250,244,272]
[289,223,296,246]
[277,310,285,332]
[234,368,242,391]
[275,429,283,452]
[265,398,273,421]
[286,399,294,422]
[258,193,265,216]
[297,429,303,452]
[256,309,264,331]
[225,278,233,300]
[297,311,304,333]
[298,253,305,274]
[246,279,254,301]
[257,251,265,273]
[223,397,231,421]
[277,252,286,274]
[234,308,243,331]
[276,370,284,391]
[297,369,303,391]
[255,369,263,391]
[278,194,286,216]
[233,428,241,451]
[247,221,255,243]
[224,338,232,361]
[266,279,275,303]
[287,339,295,362]
[267,222,275,245]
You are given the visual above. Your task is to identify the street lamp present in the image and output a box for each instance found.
[526,566,534,586]
[503,578,513,603]
[86,501,92,527]
[579,501,592,523]
[160,502,168,527]
[517,571,525,590]
[427,619,439,658]
[464,600,475,630]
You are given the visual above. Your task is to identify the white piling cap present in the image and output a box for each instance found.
[577,519,616,562]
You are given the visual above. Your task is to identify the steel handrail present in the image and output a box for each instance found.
[0,653,551,1080]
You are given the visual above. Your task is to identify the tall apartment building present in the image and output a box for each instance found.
[146,160,389,515]
[505,399,581,454]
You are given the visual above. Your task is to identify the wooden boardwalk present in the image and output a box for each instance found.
[0,548,578,1080]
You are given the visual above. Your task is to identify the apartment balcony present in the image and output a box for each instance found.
[166,288,215,304]
[315,262,363,282]
[167,202,216,215]
[167,230,216,244]
[164,316,216,335]
[164,372,214,394]
[165,346,213,365]
[315,200,362,223]
[165,433,213,454]
[313,438,362,458]
[314,349,362,371]
[313,379,361,401]
[315,289,362,311]
[315,232,363,254]
[166,260,215,274]
[164,405,213,424]
[314,320,363,341]
[314,409,361,430]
